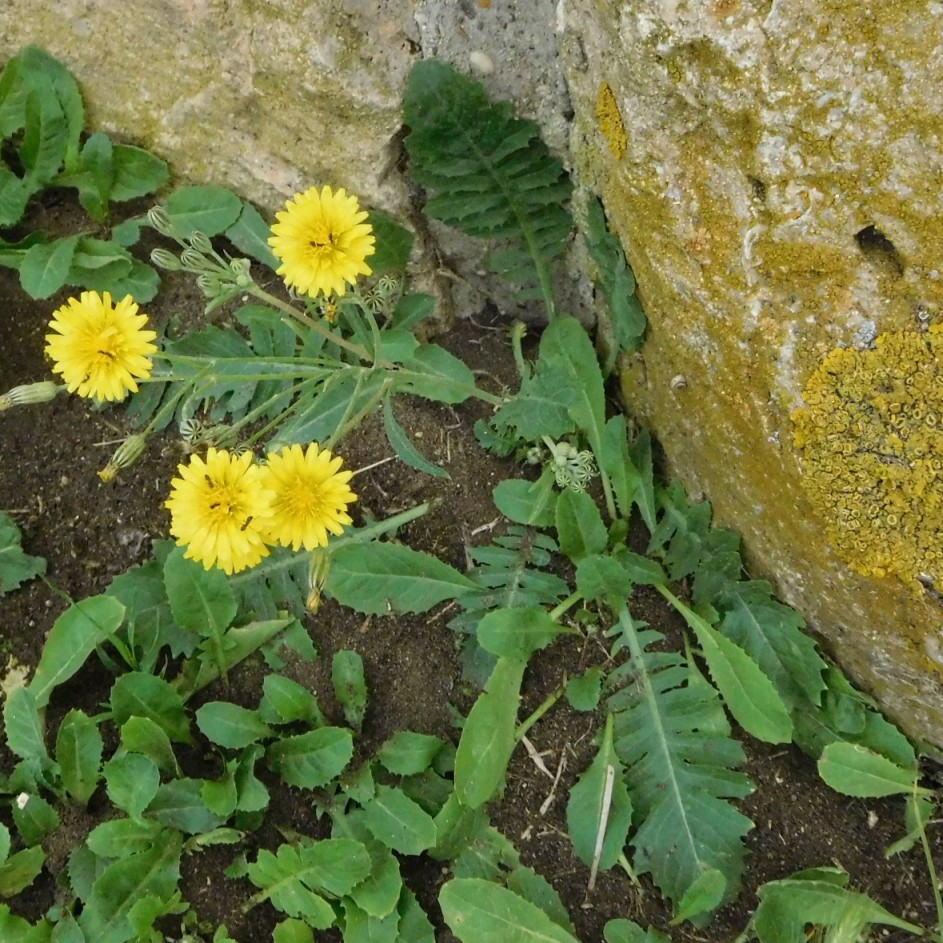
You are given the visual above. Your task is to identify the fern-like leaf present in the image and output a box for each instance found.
[404,60,573,316]
[450,526,569,685]
[607,605,753,910]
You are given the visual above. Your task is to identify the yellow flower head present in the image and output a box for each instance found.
[261,442,357,551]
[165,448,274,574]
[268,185,375,298]
[45,292,158,402]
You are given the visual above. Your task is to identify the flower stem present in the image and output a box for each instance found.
[515,684,565,743]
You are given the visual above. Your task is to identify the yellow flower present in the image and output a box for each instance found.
[268,185,375,298]
[165,448,273,574]
[45,292,158,402]
[261,442,357,550]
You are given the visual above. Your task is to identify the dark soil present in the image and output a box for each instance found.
[0,197,941,942]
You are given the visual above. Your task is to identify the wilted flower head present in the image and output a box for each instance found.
[268,185,375,298]
[45,292,158,402]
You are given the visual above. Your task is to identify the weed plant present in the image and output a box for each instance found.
[0,49,939,943]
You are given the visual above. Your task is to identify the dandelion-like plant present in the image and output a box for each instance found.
[44,291,158,402]
[261,443,357,551]
[165,448,274,575]
[268,185,376,298]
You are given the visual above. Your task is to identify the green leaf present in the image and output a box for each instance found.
[667,591,792,744]
[555,489,607,561]
[262,674,324,726]
[332,650,367,730]
[754,875,922,943]
[86,818,166,859]
[29,594,124,708]
[266,727,354,789]
[348,848,402,918]
[599,416,642,521]
[454,657,525,808]
[160,185,242,236]
[0,846,45,897]
[629,431,657,531]
[671,868,726,925]
[397,343,478,404]
[377,731,444,776]
[110,672,191,743]
[565,667,603,712]
[362,785,437,855]
[120,717,180,776]
[366,209,414,273]
[225,201,280,268]
[477,606,565,660]
[383,396,449,479]
[18,234,78,298]
[327,542,477,615]
[404,60,572,314]
[109,144,169,202]
[12,794,58,846]
[493,472,557,528]
[0,825,8,868]
[0,512,45,594]
[539,316,606,454]
[147,778,225,834]
[398,888,435,943]
[439,878,580,943]
[604,920,669,943]
[274,918,314,943]
[575,553,631,603]
[817,742,918,798]
[566,715,631,872]
[56,709,103,805]
[3,686,49,766]
[196,702,273,750]
[342,899,400,943]
[103,753,160,819]
[78,834,182,943]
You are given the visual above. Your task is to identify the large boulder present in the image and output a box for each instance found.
[560,1,943,745]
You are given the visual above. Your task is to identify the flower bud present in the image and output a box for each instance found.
[306,549,331,614]
[181,248,216,273]
[147,205,176,237]
[98,433,147,483]
[150,248,182,271]
[0,381,61,410]
[196,273,223,298]
[188,230,214,254]
[229,257,253,287]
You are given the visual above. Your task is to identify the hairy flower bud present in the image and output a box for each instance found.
[98,433,148,483]
[181,248,216,273]
[0,381,61,410]
[147,205,176,237]
[150,248,182,271]
[188,230,214,254]
[229,257,253,287]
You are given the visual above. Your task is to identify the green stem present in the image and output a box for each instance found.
[510,321,529,380]
[549,591,582,622]
[515,684,565,743]
[247,285,379,364]
[913,791,943,941]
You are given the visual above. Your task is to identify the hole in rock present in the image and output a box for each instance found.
[854,224,905,277]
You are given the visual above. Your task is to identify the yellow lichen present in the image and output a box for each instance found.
[596,82,627,160]
[793,325,943,591]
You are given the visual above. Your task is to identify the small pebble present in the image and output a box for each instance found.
[469,50,495,76]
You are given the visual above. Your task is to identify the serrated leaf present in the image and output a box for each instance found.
[477,606,565,660]
[383,396,449,479]
[56,709,103,805]
[103,753,160,819]
[377,732,444,776]
[12,794,58,846]
[78,834,182,943]
[274,918,314,943]
[348,847,402,918]
[327,542,477,615]
[493,472,557,528]
[3,686,49,766]
[120,716,180,776]
[86,818,166,859]
[225,201,280,268]
[672,868,726,924]
[0,512,45,594]
[817,742,918,798]
[439,878,580,943]
[555,489,607,561]
[18,235,78,298]
[109,144,169,202]
[666,590,792,744]
[343,898,400,943]
[362,785,437,855]
[196,702,273,750]
[266,727,353,789]
[262,674,324,726]
[332,650,367,730]
[29,594,124,708]
[110,672,191,743]
[147,778,225,834]
[454,657,524,808]
[566,667,603,712]
[0,846,45,897]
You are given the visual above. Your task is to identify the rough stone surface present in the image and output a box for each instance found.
[0,0,580,320]
[560,0,943,745]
